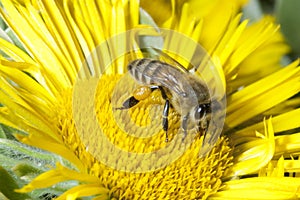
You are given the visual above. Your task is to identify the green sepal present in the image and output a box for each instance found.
[139,8,163,51]
[0,124,22,140]
[0,125,6,139]
[0,15,7,30]
[139,7,160,29]
[5,28,27,53]
[12,163,44,180]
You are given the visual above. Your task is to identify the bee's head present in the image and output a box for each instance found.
[193,103,211,121]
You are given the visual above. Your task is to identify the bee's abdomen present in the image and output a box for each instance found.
[128,58,163,85]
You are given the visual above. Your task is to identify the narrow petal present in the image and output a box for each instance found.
[228,119,275,176]
[16,163,100,193]
[17,134,84,171]
[275,133,300,156]
[210,177,300,199]
[0,0,73,88]
[56,184,109,200]
[226,60,300,127]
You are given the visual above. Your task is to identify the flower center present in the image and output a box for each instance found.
[55,74,233,199]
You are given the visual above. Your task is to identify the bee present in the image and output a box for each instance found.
[116,51,211,143]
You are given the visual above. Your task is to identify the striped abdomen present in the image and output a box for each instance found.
[127,58,188,97]
[127,58,211,121]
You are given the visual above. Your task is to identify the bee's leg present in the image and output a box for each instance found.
[149,85,160,91]
[198,118,208,135]
[195,103,211,134]
[162,99,170,142]
[182,114,189,140]
[158,86,170,142]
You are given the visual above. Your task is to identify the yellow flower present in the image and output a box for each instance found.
[0,0,299,199]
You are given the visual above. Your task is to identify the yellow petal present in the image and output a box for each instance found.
[0,60,54,103]
[0,107,20,130]
[231,17,281,68]
[227,60,299,113]
[0,0,71,88]
[226,60,300,127]
[0,106,54,136]
[18,134,84,171]
[56,184,109,200]
[214,16,248,74]
[259,156,285,177]
[260,156,300,177]
[83,0,105,44]
[275,133,300,156]
[38,0,83,74]
[0,90,56,138]
[229,108,300,144]
[16,168,68,193]
[228,119,275,176]
[210,177,300,200]
[140,0,173,27]
[16,163,100,193]
[200,3,240,52]
[0,39,34,63]
[63,0,95,53]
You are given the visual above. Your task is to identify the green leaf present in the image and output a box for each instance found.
[0,139,77,199]
[275,0,300,57]
[0,139,74,172]
[0,166,30,200]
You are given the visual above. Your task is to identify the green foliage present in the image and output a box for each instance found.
[243,0,300,58]
[275,0,300,58]
[0,139,76,199]
[0,166,30,200]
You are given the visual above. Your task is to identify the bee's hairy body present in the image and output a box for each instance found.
[128,58,211,125]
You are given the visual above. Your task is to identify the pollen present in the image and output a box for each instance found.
[54,74,233,199]
[133,86,153,101]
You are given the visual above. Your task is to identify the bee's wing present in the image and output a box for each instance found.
[150,47,189,74]
[140,60,188,98]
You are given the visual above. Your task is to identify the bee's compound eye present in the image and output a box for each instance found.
[194,105,205,120]
[133,86,152,101]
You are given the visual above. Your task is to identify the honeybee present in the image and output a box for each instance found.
[116,50,212,143]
